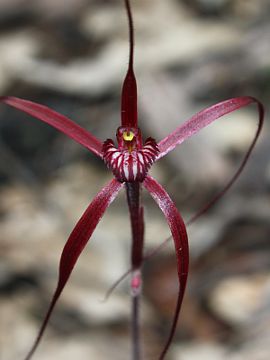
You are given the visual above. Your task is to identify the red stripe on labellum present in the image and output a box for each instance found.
[103,138,159,182]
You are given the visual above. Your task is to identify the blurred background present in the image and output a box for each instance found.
[0,0,270,359]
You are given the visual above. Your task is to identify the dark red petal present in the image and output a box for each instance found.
[125,97,263,267]
[103,137,159,182]
[143,175,189,360]
[121,0,137,128]
[104,94,263,293]
[103,95,263,296]
[121,68,138,128]
[157,96,264,159]
[23,179,123,360]
[0,96,103,158]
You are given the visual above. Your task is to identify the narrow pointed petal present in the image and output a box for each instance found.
[121,0,137,128]
[24,179,123,360]
[143,175,189,359]
[129,98,263,267]
[121,68,138,128]
[185,102,264,224]
[105,91,263,293]
[157,97,264,159]
[0,96,103,158]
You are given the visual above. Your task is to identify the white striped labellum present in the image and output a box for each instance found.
[103,127,159,182]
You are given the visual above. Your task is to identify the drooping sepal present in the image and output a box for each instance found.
[143,175,189,359]
[23,179,123,360]
[103,137,159,182]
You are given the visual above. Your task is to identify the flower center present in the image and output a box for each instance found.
[123,130,135,153]
[102,127,159,182]
[123,131,135,142]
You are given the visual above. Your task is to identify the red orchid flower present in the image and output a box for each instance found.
[0,1,264,359]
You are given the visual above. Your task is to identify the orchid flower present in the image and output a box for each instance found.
[0,1,264,359]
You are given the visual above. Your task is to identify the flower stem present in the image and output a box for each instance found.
[126,182,144,360]
[126,183,144,268]
[131,292,140,360]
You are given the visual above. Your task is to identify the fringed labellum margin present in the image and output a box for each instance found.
[103,126,159,182]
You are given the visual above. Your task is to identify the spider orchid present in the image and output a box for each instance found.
[0,0,264,359]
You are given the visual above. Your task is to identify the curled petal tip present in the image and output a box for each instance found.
[158,96,264,159]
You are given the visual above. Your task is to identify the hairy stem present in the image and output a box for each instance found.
[126,182,144,360]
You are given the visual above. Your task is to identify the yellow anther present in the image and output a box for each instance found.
[123,131,135,141]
